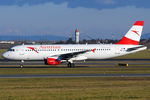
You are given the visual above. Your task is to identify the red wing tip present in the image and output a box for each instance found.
[134,21,144,26]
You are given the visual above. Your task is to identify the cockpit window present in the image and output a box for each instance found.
[8,49,15,51]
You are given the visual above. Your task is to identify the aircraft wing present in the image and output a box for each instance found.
[54,48,96,60]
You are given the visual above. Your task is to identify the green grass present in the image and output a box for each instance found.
[0,67,150,75]
[0,49,7,59]
[0,77,150,100]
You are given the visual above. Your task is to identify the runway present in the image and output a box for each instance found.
[0,59,150,78]
[0,59,150,68]
[0,73,150,78]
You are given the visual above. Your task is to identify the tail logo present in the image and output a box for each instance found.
[131,30,140,36]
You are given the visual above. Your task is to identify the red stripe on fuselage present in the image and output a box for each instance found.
[27,47,38,53]
[116,37,139,45]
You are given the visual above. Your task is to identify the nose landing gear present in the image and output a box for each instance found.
[20,60,24,68]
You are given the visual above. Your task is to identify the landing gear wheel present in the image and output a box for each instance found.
[20,60,24,68]
[67,62,75,68]
[67,62,71,68]
[20,65,23,68]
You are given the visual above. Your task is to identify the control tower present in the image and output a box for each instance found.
[75,29,79,44]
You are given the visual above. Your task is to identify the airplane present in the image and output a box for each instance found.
[2,21,147,68]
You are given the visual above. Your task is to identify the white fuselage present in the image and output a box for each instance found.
[2,44,147,60]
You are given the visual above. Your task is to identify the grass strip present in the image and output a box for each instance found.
[0,77,150,100]
[0,67,150,75]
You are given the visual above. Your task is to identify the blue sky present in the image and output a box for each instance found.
[0,0,150,39]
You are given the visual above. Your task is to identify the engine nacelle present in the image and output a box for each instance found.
[45,57,61,65]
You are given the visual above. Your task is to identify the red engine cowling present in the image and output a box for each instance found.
[46,58,61,65]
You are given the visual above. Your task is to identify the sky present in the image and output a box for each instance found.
[0,0,150,39]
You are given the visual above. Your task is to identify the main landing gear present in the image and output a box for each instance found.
[67,62,75,68]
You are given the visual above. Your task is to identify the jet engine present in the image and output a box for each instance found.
[44,57,61,65]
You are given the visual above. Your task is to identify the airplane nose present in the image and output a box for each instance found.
[2,52,9,59]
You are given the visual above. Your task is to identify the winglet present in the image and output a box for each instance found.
[91,48,96,53]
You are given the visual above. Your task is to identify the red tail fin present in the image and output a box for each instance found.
[116,21,144,45]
